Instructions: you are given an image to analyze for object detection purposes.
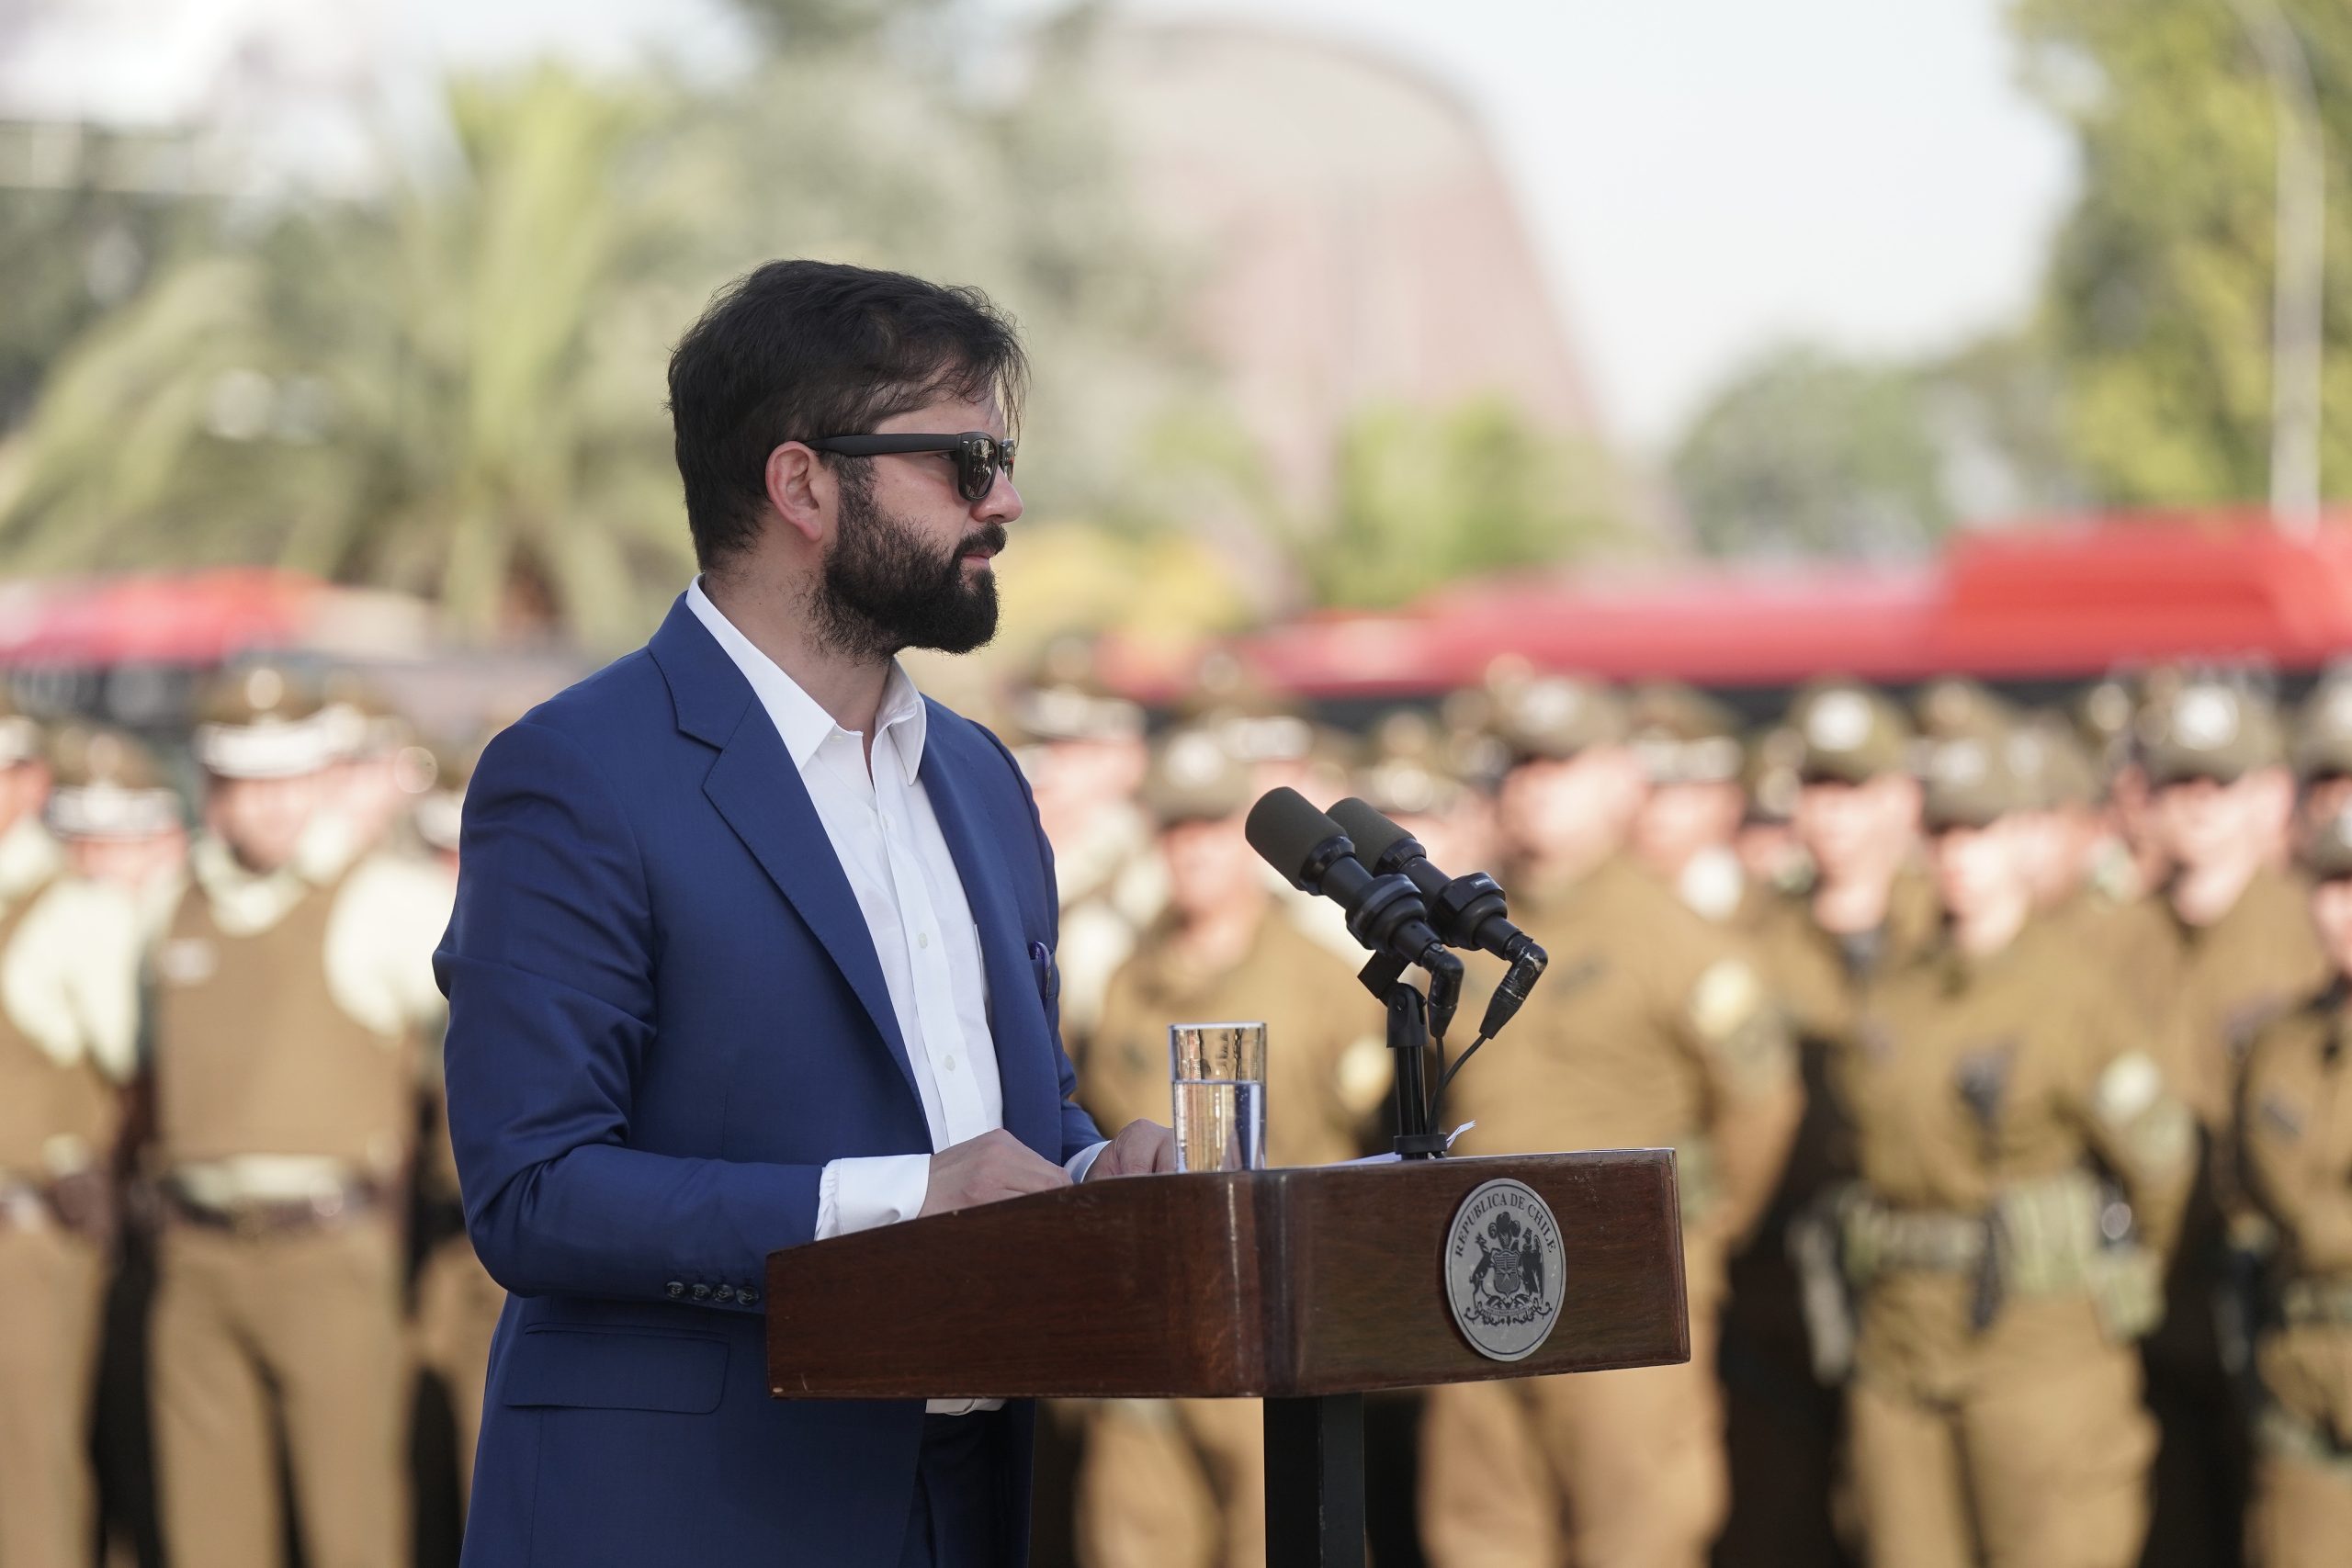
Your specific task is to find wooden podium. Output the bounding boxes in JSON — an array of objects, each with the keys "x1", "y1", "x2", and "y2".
[{"x1": 767, "y1": 1150, "x2": 1688, "y2": 1565}]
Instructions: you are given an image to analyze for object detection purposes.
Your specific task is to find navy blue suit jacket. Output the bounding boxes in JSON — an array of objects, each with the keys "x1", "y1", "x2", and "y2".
[{"x1": 435, "y1": 595, "x2": 1102, "y2": 1566}]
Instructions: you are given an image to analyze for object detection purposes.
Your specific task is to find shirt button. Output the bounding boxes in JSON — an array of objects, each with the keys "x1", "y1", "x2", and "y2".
[
  {"x1": 713, "y1": 1284, "x2": 735, "y2": 1304},
  {"x1": 944, "y1": 1054, "x2": 958, "y2": 1074},
  {"x1": 665, "y1": 1280, "x2": 685, "y2": 1299},
  {"x1": 918, "y1": 931, "x2": 931, "y2": 949},
  {"x1": 691, "y1": 1283, "x2": 711, "y2": 1301},
  {"x1": 739, "y1": 1288, "x2": 759, "y2": 1307}
]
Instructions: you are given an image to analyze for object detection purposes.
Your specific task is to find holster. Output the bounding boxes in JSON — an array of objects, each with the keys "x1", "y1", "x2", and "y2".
[{"x1": 1790, "y1": 1186, "x2": 1860, "y2": 1385}]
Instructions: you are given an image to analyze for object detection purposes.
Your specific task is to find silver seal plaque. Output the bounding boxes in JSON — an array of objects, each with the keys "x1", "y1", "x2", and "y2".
[{"x1": 1443, "y1": 1178, "x2": 1566, "y2": 1361}]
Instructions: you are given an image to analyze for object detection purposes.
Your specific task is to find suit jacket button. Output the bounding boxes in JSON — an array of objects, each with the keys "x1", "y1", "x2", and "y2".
[
  {"x1": 691, "y1": 1283, "x2": 711, "y2": 1300},
  {"x1": 738, "y1": 1288, "x2": 759, "y2": 1306},
  {"x1": 712, "y1": 1285, "x2": 735, "y2": 1303},
  {"x1": 666, "y1": 1281, "x2": 685, "y2": 1298}
]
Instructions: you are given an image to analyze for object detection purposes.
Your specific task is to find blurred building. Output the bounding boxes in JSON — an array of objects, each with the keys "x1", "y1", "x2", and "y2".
[{"x1": 1093, "y1": 18, "x2": 1615, "y2": 513}]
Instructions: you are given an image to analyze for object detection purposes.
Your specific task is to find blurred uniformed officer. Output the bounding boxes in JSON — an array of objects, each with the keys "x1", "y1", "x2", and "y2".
[
  {"x1": 0, "y1": 706, "x2": 146, "y2": 1568},
  {"x1": 1839, "y1": 730, "x2": 2195, "y2": 1568},
  {"x1": 49, "y1": 722, "x2": 191, "y2": 941},
  {"x1": 2122, "y1": 677, "x2": 2329, "y2": 1568},
  {"x1": 1721, "y1": 680, "x2": 1934, "y2": 1568},
  {"x1": 145, "y1": 665, "x2": 450, "y2": 1568},
  {"x1": 1354, "y1": 708, "x2": 1495, "y2": 877},
  {"x1": 1073, "y1": 725, "x2": 1385, "y2": 1568},
  {"x1": 2291, "y1": 670, "x2": 2352, "y2": 852},
  {"x1": 406, "y1": 742, "x2": 502, "y2": 1507},
  {"x1": 1734, "y1": 724, "x2": 1813, "y2": 906},
  {"x1": 1011, "y1": 637, "x2": 1159, "y2": 1052},
  {"x1": 1419, "y1": 674, "x2": 1800, "y2": 1568},
  {"x1": 309, "y1": 672, "x2": 425, "y2": 875},
  {"x1": 2238, "y1": 801, "x2": 2352, "y2": 1568},
  {"x1": 1627, "y1": 681, "x2": 1756, "y2": 925}
]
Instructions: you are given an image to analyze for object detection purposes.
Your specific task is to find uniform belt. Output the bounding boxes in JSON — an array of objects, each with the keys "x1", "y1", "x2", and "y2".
[
  {"x1": 164, "y1": 1178, "x2": 386, "y2": 1237},
  {"x1": 2279, "y1": 1278, "x2": 2352, "y2": 1328},
  {"x1": 1849, "y1": 1205, "x2": 1986, "y2": 1274}
]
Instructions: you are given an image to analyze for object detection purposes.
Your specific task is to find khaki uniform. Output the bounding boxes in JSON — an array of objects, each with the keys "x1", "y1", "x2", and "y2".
[
  {"x1": 0, "y1": 813, "x2": 140, "y2": 1568},
  {"x1": 1718, "y1": 870, "x2": 1939, "y2": 1568},
  {"x1": 2115, "y1": 868, "x2": 2328, "y2": 1568},
  {"x1": 148, "y1": 836, "x2": 447, "y2": 1568},
  {"x1": 1072, "y1": 907, "x2": 1384, "y2": 1568},
  {"x1": 1419, "y1": 854, "x2": 1799, "y2": 1568},
  {"x1": 1840, "y1": 922, "x2": 2195, "y2": 1568},
  {"x1": 2239, "y1": 985, "x2": 2352, "y2": 1568}
]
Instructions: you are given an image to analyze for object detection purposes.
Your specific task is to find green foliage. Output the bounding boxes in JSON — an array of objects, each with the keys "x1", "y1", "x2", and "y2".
[
  {"x1": 2011, "y1": 0, "x2": 2352, "y2": 504},
  {"x1": 0, "y1": 68, "x2": 704, "y2": 648},
  {"x1": 1670, "y1": 345, "x2": 1953, "y2": 558},
  {"x1": 1310, "y1": 397, "x2": 1626, "y2": 607}
]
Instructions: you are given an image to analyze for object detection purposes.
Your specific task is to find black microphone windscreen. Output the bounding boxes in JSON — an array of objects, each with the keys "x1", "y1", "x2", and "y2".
[
  {"x1": 1245, "y1": 787, "x2": 1344, "y2": 881},
  {"x1": 1328, "y1": 798, "x2": 1412, "y2": 867}
]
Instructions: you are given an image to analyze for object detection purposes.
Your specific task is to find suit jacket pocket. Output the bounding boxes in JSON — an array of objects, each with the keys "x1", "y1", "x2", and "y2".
[{"x1": 503, "y1": 1325, "x2": 729, "y2": 1415}]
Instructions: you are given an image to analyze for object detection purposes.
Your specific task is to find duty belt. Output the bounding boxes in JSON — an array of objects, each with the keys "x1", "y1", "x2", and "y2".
[
  {"x1": 1842, "y1": 1169, "x2": 2116, "y2": 1292},
  {"x1": 164, "y1": 1178, "x2": 387, "y2": 1238},
  {"x1": 2279, "y1": 1278, "x2": 2352, "y2": 1328}
]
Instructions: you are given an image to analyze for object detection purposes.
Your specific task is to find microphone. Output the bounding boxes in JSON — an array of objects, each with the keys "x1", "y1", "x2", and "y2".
[
  {"x1": 1243, "y1": 789, "x2": 1462, "y2": 987},
  {"x1": 1327, "y1": 796, "x2": 1549, "y2": 1041}
]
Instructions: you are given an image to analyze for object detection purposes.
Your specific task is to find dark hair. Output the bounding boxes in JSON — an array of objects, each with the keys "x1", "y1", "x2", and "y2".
[{"x1": 666, "y1": 260, "x2": 1028, "y2": 570}]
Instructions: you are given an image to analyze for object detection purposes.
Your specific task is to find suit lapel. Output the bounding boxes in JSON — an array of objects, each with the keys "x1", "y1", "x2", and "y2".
[
  {"x1": 920, "y1": 716, "x2": 1058, "y2": 1159},
  {"x1": 650, "y1": 599, "x2": 921, "y2": 1108}
]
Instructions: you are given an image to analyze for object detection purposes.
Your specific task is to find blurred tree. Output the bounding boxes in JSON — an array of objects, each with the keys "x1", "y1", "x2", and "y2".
[
  {"x1": 1308, "y1": 396, "x2": 1627, "y2": 607},
  {"x1": 1671, "y1": 344, "x2": 1952, "y2": 558},
  {"x1": 0, "y1": 122, "x2": 202, "y2": 431},
  {"x1": 2011, "y1": 0, "x2": 2352, "y2": 505},
  {"x1": 0, "y1": 68, "x2": 703, "y2": 647}
]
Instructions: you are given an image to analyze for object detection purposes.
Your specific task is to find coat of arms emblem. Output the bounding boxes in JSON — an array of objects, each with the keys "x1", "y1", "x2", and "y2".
[{"x1": 1443, "y1": 1179, "x2": 1566, "y2": 1361}]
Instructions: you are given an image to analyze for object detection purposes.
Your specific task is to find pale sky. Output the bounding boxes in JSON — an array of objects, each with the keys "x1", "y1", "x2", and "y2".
[
  {"x1": 403, "y1": 0, "x2": 2081, "y2": 450},
  {"x1": 14, "y1": 0, "x2": 2081, "y2": 452}
]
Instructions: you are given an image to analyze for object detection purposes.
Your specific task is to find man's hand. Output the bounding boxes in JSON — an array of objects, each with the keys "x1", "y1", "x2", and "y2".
[
  {"x1": 919, "y1": 1129, "x2": 1071, "y2": 1218},
  {"x1": 1084, "y1": 1119, "x2": 1178, "y2": 1180}
]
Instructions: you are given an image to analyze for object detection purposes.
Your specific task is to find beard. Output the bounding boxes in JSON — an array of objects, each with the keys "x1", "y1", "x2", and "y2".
[{"x1": 809, "y1": 469, "x2": 1003, "y2": 660}]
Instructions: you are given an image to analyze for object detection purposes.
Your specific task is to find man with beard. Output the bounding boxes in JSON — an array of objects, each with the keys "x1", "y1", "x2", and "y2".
[{"x1": 438, "y1": 261, "x2": 1175, "y2": 1568}]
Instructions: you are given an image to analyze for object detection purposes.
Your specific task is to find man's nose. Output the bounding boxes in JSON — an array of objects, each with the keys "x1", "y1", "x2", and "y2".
[{"x1": 976, "y1": 468, "x2": 1022, "y2": 525}]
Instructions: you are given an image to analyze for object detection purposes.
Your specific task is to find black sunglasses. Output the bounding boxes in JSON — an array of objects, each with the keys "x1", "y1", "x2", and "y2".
[{"x1": 802, "y1": 431, "x2": 1015, "y2": 503}]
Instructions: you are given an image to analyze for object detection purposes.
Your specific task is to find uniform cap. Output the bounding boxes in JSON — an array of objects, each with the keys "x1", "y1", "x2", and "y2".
[
  {"x1": 2295, "y1": 673, "x2": 2352, "y2": 782},
  {"x1": 191, "y1": 663, "x2": 335, "y2": 779},
  {"x1": 1490, "y1": 673, "x2": 1627, "y2": 763},
  {"x1": 1788, "y1": 680, "x2": 1913, "y2": 784},
  {"x1": 2007, "y1": 712, "x2": 2100, "y2": 809},
  {"x1": 1918, "y1": 730, "x2": 2035, "y2": 830},
  {"x1": 1009, "y1": 635, "x2": 1144, "y2": 744},
  {"x1": 317, "y1": 671, "x2": 416, "y2": 761},
  {"x1": 1627, "y1": 682, "x2": 1744, "y2": 784},
  {"x1": 2139, "y1": 681, "x2": 2283, "y2": 787},
  {"x1": 1353, "y1": 709, "x2": 1466, "y2": 818},
  {"x1": 1140, "y1": 726, "x2": 1257, "y2": 825},
  {"x1": 45, "y1": 726, "x2": 181, "y2": 840},
  {"x1": 2303, "y1": 799, "x2": 2352, "y2": 879},
  {"x1": 1914, "y1": 676, "x2": 2018, "y2": 742}
]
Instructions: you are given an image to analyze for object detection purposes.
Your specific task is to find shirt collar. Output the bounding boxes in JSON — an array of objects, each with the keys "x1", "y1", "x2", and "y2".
[{"x1": 686, "y1": 577, "x2": 928, "y2": 784}]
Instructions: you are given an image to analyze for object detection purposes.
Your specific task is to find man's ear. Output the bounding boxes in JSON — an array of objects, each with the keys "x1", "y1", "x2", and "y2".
[{"x1": 764, "y1": 442, "x2": 829, "y2": 547}]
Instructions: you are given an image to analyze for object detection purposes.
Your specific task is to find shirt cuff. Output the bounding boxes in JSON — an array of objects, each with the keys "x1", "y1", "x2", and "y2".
[
  {"x1": 814, "y1": 1154, "x2": 933, "y2": 1240},
  {"x1": 1066, "y1": 1140, "x2": 1112, "y2": 1184}
]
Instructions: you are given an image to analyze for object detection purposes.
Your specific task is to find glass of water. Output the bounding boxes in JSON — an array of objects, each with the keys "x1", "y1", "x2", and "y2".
[{"x1": 1169, "y1": 1021, "x2": 1267, "y2": 1173}]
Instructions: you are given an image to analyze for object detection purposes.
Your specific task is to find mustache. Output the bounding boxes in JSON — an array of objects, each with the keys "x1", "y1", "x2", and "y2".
[{"x1": 955, "y1": 523, "x2": 1008, "y2": 561}]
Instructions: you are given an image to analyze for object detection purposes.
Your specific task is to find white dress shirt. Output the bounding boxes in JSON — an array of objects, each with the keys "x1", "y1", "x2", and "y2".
[{"x1": 688, "y1": 583, "x2": 1102, "y2": 1409}]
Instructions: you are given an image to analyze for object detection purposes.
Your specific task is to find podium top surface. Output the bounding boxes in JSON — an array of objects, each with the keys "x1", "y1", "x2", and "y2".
[{"x1": 765, "y1": 1149, "x2": 1688, "y2": 1402}]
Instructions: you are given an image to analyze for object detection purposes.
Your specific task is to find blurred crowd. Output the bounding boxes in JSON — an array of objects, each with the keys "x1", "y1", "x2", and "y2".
[{"x1": 7, "y1": 642, "x2": 2352, "y2": 1568}]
